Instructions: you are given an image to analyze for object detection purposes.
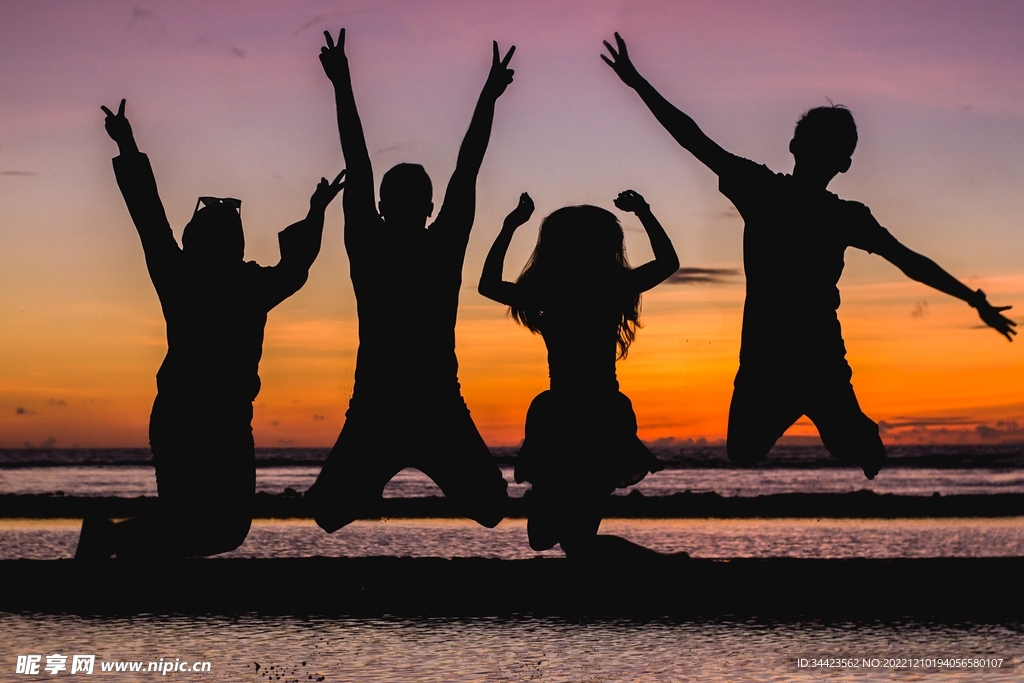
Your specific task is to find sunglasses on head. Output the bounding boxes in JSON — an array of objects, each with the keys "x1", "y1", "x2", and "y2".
[{"x1": 193, "y1": 196, "x2": 242, "y2": 219}]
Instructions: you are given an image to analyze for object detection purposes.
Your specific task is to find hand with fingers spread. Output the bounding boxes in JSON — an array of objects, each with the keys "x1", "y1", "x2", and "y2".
[
  {"x1": 100, "y1": 99, "x2": 138, "y2": 154},
  {"x1": 613, "y1": 189, "x2": 650, "y2": 215},
  {"x1": 601, "y1": 32, "x2": 643, "y2": 89},
  {"x1": 973, "y1": 290, "x2": 1017, "y2": 341},
  {"x1": 319, "y1": 28, "x2": 349, "y2": 83},
  {"x1": 482, "y1": 41, "x2": 516, "y2": 99},
  {"x1": 503, "y1": 192, "x2": 534, "y2": 230},
  {"x1": 310, "y1": 170, "x2": 347, "y2": 212}
]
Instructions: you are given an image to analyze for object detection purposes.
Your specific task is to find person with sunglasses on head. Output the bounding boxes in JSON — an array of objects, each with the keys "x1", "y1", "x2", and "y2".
[
  {"x1": 75, "y1": 99, "x2": 345, "y2": 559},
  {"x1": 305, "y1": 30, "x2": 514, "y2": 533}
]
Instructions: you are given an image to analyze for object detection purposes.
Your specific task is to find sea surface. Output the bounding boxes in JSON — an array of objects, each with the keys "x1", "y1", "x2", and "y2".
[
  {"x1": 3, "y1": 443, "x2": 1024, "y2": 498},
  {"x1": 4, "y1": 446, "x2": 1023, "y2": 681},
  {"x1": 1, "y1": 612, "x2": 1019, "y2": 682},
  {"x1": 3, "y1": 445, "x2": 1024, "y2": 562},
  {"x1": 4, "y1": 517, "x2": 1024, "y2": 561}
]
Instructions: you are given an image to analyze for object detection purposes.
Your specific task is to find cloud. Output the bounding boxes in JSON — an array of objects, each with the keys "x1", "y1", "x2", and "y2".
[
  {"x1": 0, "y1": 170, "x2": 38, "y2": 176},
  {"x1": 666, "y1": 267, "x2": 741, "y2": 285},
  {"x1": 376, "y1": 141, "x2": 421, "y2": 154},
  {"x1": 293, "y1": 15, "x2": 327, "y2": 36},
  {"x1": 878, "y1": 416, "x2": 974, "y2": 432},
  {"x1": 976, "y1": 421, "x2": 1024, "y2": 440}
]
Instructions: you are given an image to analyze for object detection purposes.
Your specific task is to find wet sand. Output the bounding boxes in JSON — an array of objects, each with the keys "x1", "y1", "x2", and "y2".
[{"x1": 3, "y1": 555, "x2": 1022, "y2": 619}]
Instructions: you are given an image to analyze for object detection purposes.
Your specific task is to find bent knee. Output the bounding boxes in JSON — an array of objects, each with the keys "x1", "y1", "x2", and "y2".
[{"x1": 199, "y1": 515, "x2": 252, "y2": 555}]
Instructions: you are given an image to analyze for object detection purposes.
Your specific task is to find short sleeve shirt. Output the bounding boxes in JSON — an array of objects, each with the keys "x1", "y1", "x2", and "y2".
[{"x1": 718, "y1": 155, "x2": 899, "y2": 366}]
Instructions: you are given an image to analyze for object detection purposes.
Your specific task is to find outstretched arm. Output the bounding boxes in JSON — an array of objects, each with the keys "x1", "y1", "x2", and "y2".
[
  {"x1": 478, "y1": 192, "x2": 534, "y2": 306},
  {"x1": 434, "y1": 41, "x2": 516, "y2": 238},
  {"x1": 602, "y1": 33, "x2": 732, "y2": 176},
  {"x1": 878, "y1": 241, "x2": 1016, "y2": 341},
  {"x1": 614, "y1": 190, "x2": 680, "y2": 293},
  {"x1": 320, "y1": 29, "x2": 376, "y2": 225},
  {"x1": 265, "y1": 171, "x2": 345, "y2": 309},
  {"x1": 103, "y1": 99, "x2": 181, "y2": 293}
]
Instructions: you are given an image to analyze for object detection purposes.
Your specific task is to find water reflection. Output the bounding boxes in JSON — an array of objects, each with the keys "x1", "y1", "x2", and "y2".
[
  {"x1": 0, "y1": 612, "x2": 1019, "y2": 682},
  {"x1": 4, "y1": 517, "x2": 1024, "y2": 561}
]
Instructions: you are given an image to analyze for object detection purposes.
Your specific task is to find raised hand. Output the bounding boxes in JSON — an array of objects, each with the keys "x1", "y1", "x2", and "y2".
[
  {"x1": 310, "y1": 170, "x2": 346, "y2": 211},
  {"x1": 100, "y1": 99, "x2": 137, "y2": 152},
  {"x1": 601, "y1": 32, "x2": 643, "y2": 88},
  {"x1": 974, "y1": 291, "x2": 1017, "y2": 341},
  {"x1": 503, "y1": 192, "x2": 534, "y2": 229},
  {"x1": 483, "y1": 41, "x2": 516, "y2": 99},
  {"x1": 319, "y1": 29, "x2": 348, "y2": 82},
  {"x1": 613, "y1": 189, "x2": 649, "y2": 214}
]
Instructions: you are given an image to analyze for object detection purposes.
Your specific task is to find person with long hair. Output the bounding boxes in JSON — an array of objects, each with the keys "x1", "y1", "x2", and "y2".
[{"x1": 479, "y1": 190, "x2": 679, "y2": 558}]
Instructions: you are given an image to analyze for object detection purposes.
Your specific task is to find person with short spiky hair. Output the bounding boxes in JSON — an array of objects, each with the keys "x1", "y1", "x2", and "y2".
[
  {"x1": 602, "y1": 33, "x2": 1015, "y2": 479},
  {"x1": 306, "y1": 30, "x2": 514, "y2": 532}
]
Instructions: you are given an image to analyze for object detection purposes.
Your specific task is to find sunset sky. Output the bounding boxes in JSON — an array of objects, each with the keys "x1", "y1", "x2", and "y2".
[{"x1": 2, "y1": 0, "x2": 1023, "y2": 448}]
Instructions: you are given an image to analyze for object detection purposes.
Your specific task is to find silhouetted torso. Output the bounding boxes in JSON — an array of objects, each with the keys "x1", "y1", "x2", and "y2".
[
  {"x1": 515, "y1": 286, "x2": 659, "y2": 492},
  {"x1": 346, "y1": 213, "x2": 469, "y2": 401},
  {"x1": 113, "y1": 153, "x2": 316, "y2": 408},
  {"x1": 534, "y1": 292, "x2": 622, "y2": 394},
  {"x1": 720, "y1": 155, "x2": 899, "y2": 367}
]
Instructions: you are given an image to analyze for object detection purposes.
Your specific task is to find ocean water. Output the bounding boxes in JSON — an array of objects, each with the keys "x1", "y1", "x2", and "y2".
[
  {"x1": 4, "y1": 447, "x2": 1023, "y2": 682},
  {"x1": 3, "y1": 444, "x2": 1023, "y2": 498},
  {"x1": 5, "y1": 465, "x2": 1024, "y2": 498},
  {"x1": 5, "y1": 517, "x2": 1024, "y2": 561},
  {"x1": 0, "y1": 612, "x2": 1019, "y2": 682}
]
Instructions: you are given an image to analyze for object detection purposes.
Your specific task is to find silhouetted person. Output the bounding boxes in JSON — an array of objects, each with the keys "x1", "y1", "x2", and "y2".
[
  {"x1": 479, "y1": 191, "x2": 679, "y2": 558},
  {"x1": 602, "y1": 33, "x2": 1016, "y2": 479},
  {"x1": 75, "y1": 99, "x2": 344, "y2": 559},
  {"x1": 305, "y1": 30, "x2": 513, "y2": 531}
]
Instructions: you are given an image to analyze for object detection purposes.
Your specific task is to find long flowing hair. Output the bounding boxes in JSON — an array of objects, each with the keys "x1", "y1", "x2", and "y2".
[{"x1": 511, "y1": 205, "x2": 640, "y2": 359}]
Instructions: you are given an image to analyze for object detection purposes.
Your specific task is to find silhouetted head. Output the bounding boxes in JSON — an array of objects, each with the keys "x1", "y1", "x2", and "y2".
[
  {"x1": 789, "y1": 105, "x2": 858, "y2": 178},
  {"x1": 182, "y1": 199, "x2": 244, "y2": 266},
  {"x1": 513, "y1": 205, "x2": 639, "y2": 358},
  {"x1": 524, "y1": 205, "x2": 627, "y2": 276},
  {"x1": 379, "y1": 163, "x2": 434, "y2": 228}
]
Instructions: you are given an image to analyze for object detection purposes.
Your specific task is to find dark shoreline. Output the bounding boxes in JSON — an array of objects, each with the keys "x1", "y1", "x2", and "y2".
[
  {"x1": 3, "y1": 490, "x2": 1023, "y2": 519},
  {"x1": 2, "y1": 556, "x2": 1022, "y2": 619}
]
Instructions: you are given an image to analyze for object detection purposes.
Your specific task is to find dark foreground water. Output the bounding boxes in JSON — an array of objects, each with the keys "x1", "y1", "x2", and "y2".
[{"x1": 1, "y1": 612, "x2": 1019, "y2": 682}]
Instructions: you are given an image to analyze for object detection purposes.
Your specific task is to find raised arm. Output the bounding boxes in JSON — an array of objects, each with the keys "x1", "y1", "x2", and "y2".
[
  {"x1": 602, "y1": 33, "x2": 732, "y2": 176},
  {"x1": 264, "y1": 171, "x2": 345, "y2": 309},
  {"x1": 103, "y1": 99, "x2": 181, "y2": 293},
  {"x1": 320, "y1": 29, "x2": 376, "y2": 224},
  {"x1": 876, "y1": 240, "x2": 1016, "y2": 341},
  {"x1": 613, "y1": 190, "x2": 679, "y2": 293},
  {"x1": 434, "y1": 42, "x2": 516, "y2": 237},
  {"x1": 478, "y1": 192, "x2": 534, "y2": 306}
]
